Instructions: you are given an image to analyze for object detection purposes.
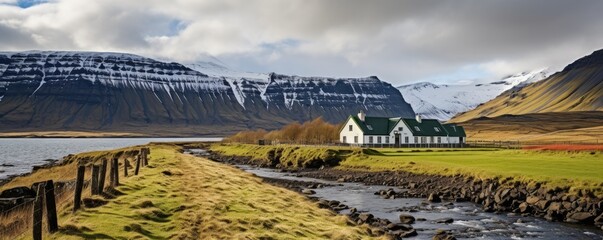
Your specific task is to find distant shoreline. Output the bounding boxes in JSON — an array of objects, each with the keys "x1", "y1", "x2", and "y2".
[{"x1": 0, "y1": 131, "x2": 225, "y2": 138}]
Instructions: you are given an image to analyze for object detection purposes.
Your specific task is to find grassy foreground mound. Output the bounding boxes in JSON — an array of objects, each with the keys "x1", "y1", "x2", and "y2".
[
  {"x1": 212, "y1": 144, "x2": 603, "y2": 196},
  {"x1": 42, "y1": 144, "x2": 377, "y2": 239}
]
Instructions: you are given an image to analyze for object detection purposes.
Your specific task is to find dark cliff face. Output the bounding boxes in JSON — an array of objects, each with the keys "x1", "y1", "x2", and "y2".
[
  {"x1": 562, "y1": 49, "x2": 603, "y2": 72},
  {"x1": 0, "y1": 51, "x2": 414, "y2": 135}
]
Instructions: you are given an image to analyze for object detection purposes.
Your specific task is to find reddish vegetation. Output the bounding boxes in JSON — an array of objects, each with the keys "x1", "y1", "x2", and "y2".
[{"x1": 523, "y1": 144, "x2": 603, "y2": 151}]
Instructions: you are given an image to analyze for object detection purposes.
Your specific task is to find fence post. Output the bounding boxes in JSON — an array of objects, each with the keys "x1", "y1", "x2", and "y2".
[
  {"x1": 73, "y1": 165, "x2": 85, "y2": 212},
  {"x1": 33, "y1": 182, "x2": 44, "y2": 240},
  {"x1": 45, "y1": 180, "x2": 58, "y2": 233},
  {"x1": 113, "y1": 158, "x2": 119, "y2": 186},
  {"x1": 135, "y1": 155, "x2": 141, "y2": 175},
  {"x1": 98, "y1": 159, "x2": 107, "y2": 194},
  {"x1": 124, "y1": 159, "x2": 129, "y2": 177},
  {"x1": 143, "y1": 148, "x2": 149, "y2": 166},
  {"x1": 91, "y1": 165, "x2": 99, "y2": 195},
  {"x1": 109, "y1": 159, "x2": 115, "y2": 187}
]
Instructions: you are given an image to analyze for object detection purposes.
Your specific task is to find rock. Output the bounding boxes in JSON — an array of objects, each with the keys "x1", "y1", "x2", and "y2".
[
  {"x1": 548, "y1": 201, "x2": 562, "y2": 212},
  {"x1": 566, "y1": 212, "x2": 595, "y2": 223},
  {"x1": 535, "y1": 199, "x2": 550, "y2": 210},
  {"x1": 594, "y1": 213, "x2": 603, "y2": 226},
  {"x1": 401, "y1": 229, "x2": 418, "y2": 237},
  {"x1": 516, "y1": 219, "x2": 524, "y2": 223},
  {"x1": 328, "y1": 200, "x2": 340, "y2": 207},
  {"x1": 358, "y1": 213, "x2": 374, "y2": 223},
  {"x1": 433, "y1": 230, "x2": 457, "y2": 240},
  {"x1": 0, "y1": 163, "x2": 15, "y2": 167},
  {"x1": 526, "y1": 196, "x2": 540, "y2": 205},
  {"x1": 337, "y1": 178, "x2": 345, "y2": 182},
  {"x1": 317, "y1": 199, "x2": 330, "y2": 208},
  {"x1": 399, "y1": 214, "x2": 415, "y2": 224},
  {"x1": 428, "y1": 193, "x2": 441, "y2": 203},
  {"x1": 518, "y1": 202, "x2": 530, "y2": 213},
  {"x1": 391, "y1": 229, "x2": 418, "y2": 238},
  {"x1": 386, "y1": 223, "x2": 413, "y2": 231},
  {"x1": 0, "y1": 186, "x2": 36, "y2": 199},
  {"x1": 301, "y1": 189, "x2": 316, "y2": 195},
  {"x1": 435, "y1": 218, "x2": 453, "y2": 224},
  {"x1": 416, "y1": 218, "x2": 427, "y2": 221}
]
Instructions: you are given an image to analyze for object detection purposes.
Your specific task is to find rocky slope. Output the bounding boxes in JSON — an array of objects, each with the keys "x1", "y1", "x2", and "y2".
[
  {"x1": 398, "y1": 69, "x2": 550, "y2": 120},
  {"x1": 0, "y1": 51, "x2": 414, "y2": 135},
  {"x1": 451, "y1": 50, "x2": 603, "y2": 122}
]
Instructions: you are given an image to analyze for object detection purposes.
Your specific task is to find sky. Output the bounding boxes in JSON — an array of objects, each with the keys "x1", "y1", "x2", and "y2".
[{"x1": 1, "y1": 0, "x2": 602, "y2": 86}]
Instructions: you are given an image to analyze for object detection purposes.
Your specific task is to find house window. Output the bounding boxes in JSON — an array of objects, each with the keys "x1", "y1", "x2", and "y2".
[
  {"x1": 385, "y1": 137, "x2": 390, "y2": 144},
  {"x1": 367, "y1": 125, "x2": 373, "y2": 130},
  {"x1": 405, "y1": 136, "x2": 409, "y2": 143},
  {"x1": 430, "y1": 136, "x2": 434, "y2": 143},
  {"x1": 354, "y1": 136, "x2": 358, "y2": 143},
  {"x1": 437, "y1": 137, "x2": 441, "y2": 143},
  {"x1": 414, "y1": 136, "x2": 418, "y2": 143},
  {"x1": 343, "y1": 136, "x2": 347, "y2": 143},
  {"x1": 434, "y1": 127, "x2": 440, "y2": 132},
  {"x1": 377, "y1": 137, "x2": 382, "y2": 144},
  {"x1": 398, "y1": 127, "x2": 403, "y2": 131},
  {"x1": 414, "y1": 126, "x2": 421, "y2": 131},
  {"x1": 349, "y1": 125, "x2": 353, "y2": 131},
  {"x1": 369, "y1": 136, "x2": 374, "y2": 144},
  {"x1": 422, "y1": 137, "x2": 427, "y2": 143}
]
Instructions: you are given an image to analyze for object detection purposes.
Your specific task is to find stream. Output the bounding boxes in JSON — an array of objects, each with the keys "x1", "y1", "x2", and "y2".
[{"x1": 236, "y1": 165, "x2": 603, "y2": 239}]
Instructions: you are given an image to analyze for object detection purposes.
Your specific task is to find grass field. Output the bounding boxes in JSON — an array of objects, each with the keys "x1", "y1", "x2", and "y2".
[
  {"x1": 455, "y1": 111, "x2": 603, "y2": 142},
  {"x1": 212, "y1": 144, "x2": 603, "y2": 197},
  {"x1": 16, "y1": 144, "x2": 377, "y2": 239}
]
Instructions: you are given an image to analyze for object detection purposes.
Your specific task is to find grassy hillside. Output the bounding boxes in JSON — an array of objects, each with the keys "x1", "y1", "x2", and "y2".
[
  {"x1": 450, "y1": 51, "x2": 603, "y2": 123},
  {"x1": 1, "y1": 144, "x2": 378, "y2": 239},
  {"x1": 212, "y1": 144, "x2": 603, "y2": 196},
  {"x1": 455, "y1": 111, "x2": 603, "y2": 142}
]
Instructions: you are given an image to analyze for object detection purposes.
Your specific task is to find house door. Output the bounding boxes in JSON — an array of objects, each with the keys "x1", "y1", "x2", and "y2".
[{"x1": 394, "y1": 134, "x2": 400, "y2": 147}]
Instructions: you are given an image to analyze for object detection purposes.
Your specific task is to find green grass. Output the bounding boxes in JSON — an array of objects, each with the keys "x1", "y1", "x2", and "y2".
[
  {"x1": 343, "y1": 148, "x2": 603, "y2": 192},
  {"x1": 214, "y1": 144, "x2": 603, "y2": 196}
]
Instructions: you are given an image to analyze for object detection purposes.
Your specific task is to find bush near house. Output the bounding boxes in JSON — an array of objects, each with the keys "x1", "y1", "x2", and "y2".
[{"x1": 225, "y1": 117, "x2": 341, "y2": 144}]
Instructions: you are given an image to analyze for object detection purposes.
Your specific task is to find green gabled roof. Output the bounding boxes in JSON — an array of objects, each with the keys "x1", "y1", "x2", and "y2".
[
  {"x1": 442, "y1": 124, "x2": 466, "y2": 137},
  {"x1": 402, "y1": 118, "x2": 448, "y2": 136},
  {"x1": 348, "y1": 115, "x2": 401, "y2": 135}
]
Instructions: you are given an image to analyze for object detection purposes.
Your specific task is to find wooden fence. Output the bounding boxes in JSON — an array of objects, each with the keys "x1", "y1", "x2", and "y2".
[{"x1": 0, "y1": 147, "x2": 150, "y2": 240}]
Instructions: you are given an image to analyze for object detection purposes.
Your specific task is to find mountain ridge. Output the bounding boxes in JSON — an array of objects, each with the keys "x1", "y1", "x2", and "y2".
[{"x1": 0, "y1": 50, "x2": 414, "y2": 136}]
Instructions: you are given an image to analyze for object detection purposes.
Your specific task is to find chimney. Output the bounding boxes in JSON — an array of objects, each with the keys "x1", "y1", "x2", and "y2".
[
  {"x1": 358, "y1": 110, "x2": 366, "y2": 122},
  {"x1": 415, "y1": 114, "x2": 422, "y2": 123}
]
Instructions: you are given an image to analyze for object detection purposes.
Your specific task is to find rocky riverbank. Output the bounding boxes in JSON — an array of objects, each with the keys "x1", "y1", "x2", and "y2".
[{"x1": 207, "y1": 149, "x2": 603, "y2": 232}]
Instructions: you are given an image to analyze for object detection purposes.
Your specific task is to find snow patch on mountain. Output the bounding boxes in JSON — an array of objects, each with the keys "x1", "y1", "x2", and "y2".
[{"x1": 398, "y1": 68, "x2": 551, "y2": 120}]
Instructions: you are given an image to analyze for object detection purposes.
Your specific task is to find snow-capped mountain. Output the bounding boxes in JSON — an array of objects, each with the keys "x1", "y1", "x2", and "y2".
[
  {"x1": 397, "y1": 69, "x2": 550, "y2": 120},
  {"x1": 0, "y1": 51, "x2": 414, "y2": 135}
]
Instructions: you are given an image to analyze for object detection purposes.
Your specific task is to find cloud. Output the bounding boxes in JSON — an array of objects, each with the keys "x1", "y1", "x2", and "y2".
[{"x1": 1, "y1": 0, "x2": 603, "y2": 85}]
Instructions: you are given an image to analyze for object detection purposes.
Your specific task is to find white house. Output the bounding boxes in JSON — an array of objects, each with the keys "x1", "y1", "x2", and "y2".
[{"x1": 339, "y1": 111, "x2": 466, "y2": 147}]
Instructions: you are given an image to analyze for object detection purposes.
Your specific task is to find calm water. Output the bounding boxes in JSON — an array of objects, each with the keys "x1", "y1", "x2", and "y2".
[
  {"x1": 0, "y1": 138, "x2": 220, "y2": 180},
  {"x1": 233, "y1": 164, "x2": 603, "y2": 240}
]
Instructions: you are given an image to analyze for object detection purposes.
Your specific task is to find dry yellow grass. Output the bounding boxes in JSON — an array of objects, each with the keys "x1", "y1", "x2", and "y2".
[{"x1": 455, "y1": 111, "x2": 603, "y2": 142}]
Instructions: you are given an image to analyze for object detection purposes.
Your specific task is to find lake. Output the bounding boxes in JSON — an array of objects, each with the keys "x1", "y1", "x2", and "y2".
[{"x1": 0, "y1": 138, "x2": 220, "y2": 180}]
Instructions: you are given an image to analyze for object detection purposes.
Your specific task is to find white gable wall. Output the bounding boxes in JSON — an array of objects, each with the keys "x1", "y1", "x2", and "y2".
[{"x1": 339, "y1": 118, "x2": 365, "y2": 144}]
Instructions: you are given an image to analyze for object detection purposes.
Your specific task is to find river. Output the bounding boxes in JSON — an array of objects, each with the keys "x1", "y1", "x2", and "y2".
[
  {"x1": 0, "y1": 138, "x2": 220, "y2": 180},
  {"x1": 234, "y1": 164, "x2": 603, "y2": 239}
]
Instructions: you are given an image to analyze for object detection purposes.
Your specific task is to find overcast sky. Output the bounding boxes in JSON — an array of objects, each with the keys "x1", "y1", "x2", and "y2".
[{"x1": 1, "y1": 0, "x2": 602, "y2": 85}]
